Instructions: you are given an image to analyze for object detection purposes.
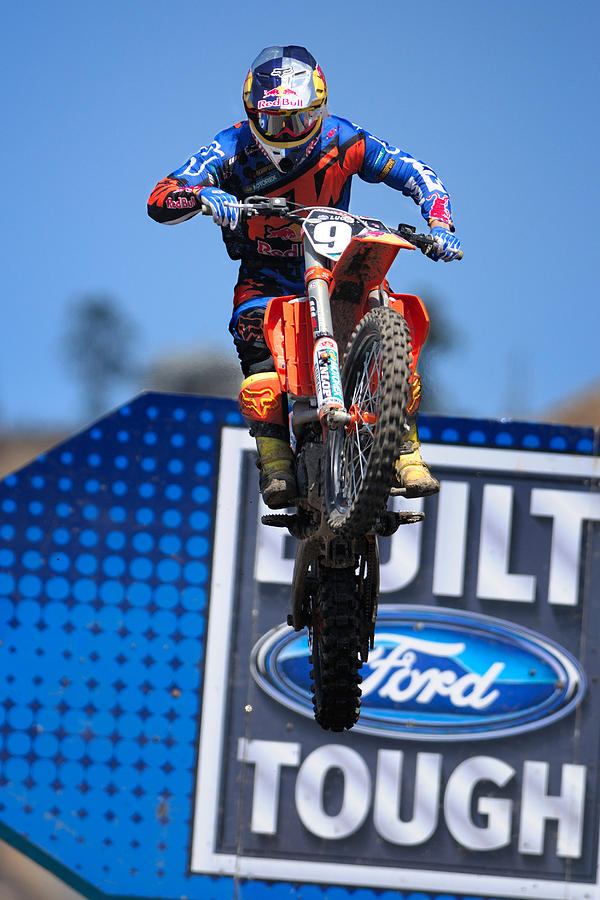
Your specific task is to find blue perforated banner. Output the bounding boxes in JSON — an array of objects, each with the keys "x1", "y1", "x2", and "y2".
[{"x1": 0, "y1": 393, "x2": 598, "y2": 900}]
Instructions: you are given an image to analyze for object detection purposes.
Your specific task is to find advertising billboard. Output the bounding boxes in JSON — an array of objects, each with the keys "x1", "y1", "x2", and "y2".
[
  {"x1": 0, "y1": 394, "x2": 598, "y2": 900},
  {"x1": 192, "y1": 423, "x2": 600, "y2": 900}
]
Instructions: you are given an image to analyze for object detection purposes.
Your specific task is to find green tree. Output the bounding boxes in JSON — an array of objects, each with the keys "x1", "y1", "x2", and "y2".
[
  {"x1": 63, "y1": 294, "x2": 138, "y2": 420},
  {"x1": 143, "y1": 348, "x2": 240, "y2": 398}
]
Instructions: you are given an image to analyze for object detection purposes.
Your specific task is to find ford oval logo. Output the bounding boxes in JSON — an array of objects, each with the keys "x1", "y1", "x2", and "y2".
[{"x1": 250, "y1": 606, "x2": 586, "y2": 740}]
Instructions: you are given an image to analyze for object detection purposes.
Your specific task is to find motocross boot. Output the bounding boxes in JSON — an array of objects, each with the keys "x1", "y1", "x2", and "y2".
[
  {"x1": 255, "y1": 436, "x2": 297, "y2": 509},
  {"x1": 392, "y1": 416, "x2": 440, "y2": 499}
]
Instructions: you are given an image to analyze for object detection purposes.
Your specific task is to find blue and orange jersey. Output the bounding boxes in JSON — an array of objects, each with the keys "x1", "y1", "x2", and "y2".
[{"x1": 147, "y1": 115, "x2": 454, "y2": 269}]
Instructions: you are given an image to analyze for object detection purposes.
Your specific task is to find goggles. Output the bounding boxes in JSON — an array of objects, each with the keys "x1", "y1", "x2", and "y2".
[{"x1": 253, "y1": 107, "x2": 322, "y2": 143}]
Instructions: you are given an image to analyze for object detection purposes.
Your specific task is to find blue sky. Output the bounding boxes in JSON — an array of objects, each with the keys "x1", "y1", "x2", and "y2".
[{"x1": 3, "y1": 0, "x2": 599, "y2": 428}]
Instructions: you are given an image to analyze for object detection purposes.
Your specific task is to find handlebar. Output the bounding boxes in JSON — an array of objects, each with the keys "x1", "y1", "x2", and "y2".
[
  {"x1": 200, "y1": 196, "x2": 463, "y2": 260},
  {"x1": 200, "y1": 195, "x2": 291, "y2": 218},
  {"x1": 396, "y1": 223, "x2": 464, "y2": 261},
  {"x1": 395, "y1": 223, "x2": 435, "y2": 253}
]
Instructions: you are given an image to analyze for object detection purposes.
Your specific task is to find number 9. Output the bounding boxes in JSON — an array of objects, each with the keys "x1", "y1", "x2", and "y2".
[{"x1": 313, "y1": 220, "x2": 352, "y2": 254}]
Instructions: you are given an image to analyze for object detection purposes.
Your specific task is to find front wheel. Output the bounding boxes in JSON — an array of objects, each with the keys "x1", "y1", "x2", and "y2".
[{"x1": 325, "y1": 307, "x2": 412, "y2": 536}]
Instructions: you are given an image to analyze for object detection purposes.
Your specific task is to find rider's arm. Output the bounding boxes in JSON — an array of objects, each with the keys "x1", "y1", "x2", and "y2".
[
  {"x1": 147, "y1": 131, "x2": 233, "y2": 225},
  {"x1": 147, "y1": 174, "x2": 209, "y2": 225},
  {"x1": 356, "y1": 125, "x2": 455, "y2": 232},
  {"x1": 429, "y1": 218, "x2": 450, "y2": 230}
]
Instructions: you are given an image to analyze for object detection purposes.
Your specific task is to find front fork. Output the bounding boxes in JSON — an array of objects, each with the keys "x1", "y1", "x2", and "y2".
[{"x1": 304, "y1": 246, "x2": 350, "y2": 431}]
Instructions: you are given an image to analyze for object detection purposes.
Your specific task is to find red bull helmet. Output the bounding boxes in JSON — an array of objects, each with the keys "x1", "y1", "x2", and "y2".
[{"x1": 243, "y1": 45, "x2": 327, "y2": 173}]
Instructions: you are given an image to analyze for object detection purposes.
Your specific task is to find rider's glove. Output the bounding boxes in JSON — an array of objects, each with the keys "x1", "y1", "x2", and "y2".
[
  {"x1": 428, "y1": 226, "x2": 462, "y2": 262},
  {"x1": 199, "y1": 187, "x2": 240, "y2": 230}
]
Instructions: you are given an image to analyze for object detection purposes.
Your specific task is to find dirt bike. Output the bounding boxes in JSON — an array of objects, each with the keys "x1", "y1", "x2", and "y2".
[{"x1": 203, "y1": 195, "x2": 456, "y2": 731}]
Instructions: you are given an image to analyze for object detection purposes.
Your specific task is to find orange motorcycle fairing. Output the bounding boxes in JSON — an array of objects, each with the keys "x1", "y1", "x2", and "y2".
[
  {"x1": 263, "y1": 295, "x2": 314, "y2": 397},
  {"x1": 388, "y1": 293, "x2": 430, "y2": 372},
  {"x1": 329, "y1": 232, "x2": 414, "y2": 308}
]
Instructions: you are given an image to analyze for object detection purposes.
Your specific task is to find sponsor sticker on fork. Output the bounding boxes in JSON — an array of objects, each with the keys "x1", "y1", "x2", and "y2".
[{"x1": 313, "y1": 337, "x2": 344, "y2": 409}]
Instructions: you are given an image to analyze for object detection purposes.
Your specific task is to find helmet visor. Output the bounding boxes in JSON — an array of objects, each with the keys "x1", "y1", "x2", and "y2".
[{"x1": 253, "y1": 108, "x2": 323, "y2": 143}]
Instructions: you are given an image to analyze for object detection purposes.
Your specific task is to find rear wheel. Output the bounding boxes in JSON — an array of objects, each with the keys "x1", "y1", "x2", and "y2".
[
  {"x1": 309, "y1": 564, "x2": 362, "y2": 732},
  {"x1": 325, "y1": 307, "x2": 412, "y2": 536}
]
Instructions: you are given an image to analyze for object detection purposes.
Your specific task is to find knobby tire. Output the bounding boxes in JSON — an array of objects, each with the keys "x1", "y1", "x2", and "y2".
[
  {"x1": 310, "y1": 564, "x2": 362, "y2": 732},
  {"x1": 325, "y1": 307, "x2": 412, "y2": 536}
]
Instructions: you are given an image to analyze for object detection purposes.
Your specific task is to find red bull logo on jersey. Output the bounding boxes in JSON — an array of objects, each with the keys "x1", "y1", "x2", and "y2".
[
  {"x1": 248, "y1": 217, "x2": 303, "y2": 244},
  {"x1": 266, "y1": 223, "x2": 302, "y2": 242},
  {"x1": 256, "y1": 240, "x2": 303, "y2": 259},
  {"x1": 165, "y1": 195, "x2": 196, "y2": 210},
  {"x1": 253, "y1": 217, "x2": 303, "y2": 256}
]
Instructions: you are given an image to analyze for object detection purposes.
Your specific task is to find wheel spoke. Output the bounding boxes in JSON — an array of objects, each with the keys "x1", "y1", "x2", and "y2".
[
  {"x1": 325, "y1": 307, "x2": 412, "y2": 536},
  {"x1": 340, "y1": 338, "x2": 382, "y2": 500}
]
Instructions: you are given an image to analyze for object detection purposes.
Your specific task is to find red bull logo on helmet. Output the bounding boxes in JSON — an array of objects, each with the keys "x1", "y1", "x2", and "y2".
[
  {"x1": 258, "y1": 96, "x2": 303, "y2": 110},
  {"x1": 258, "y1": 86, "x2": 303, "y2": 110},
  {"x1": 263, "y1": 87, "x2": 299, "y2": 98}
]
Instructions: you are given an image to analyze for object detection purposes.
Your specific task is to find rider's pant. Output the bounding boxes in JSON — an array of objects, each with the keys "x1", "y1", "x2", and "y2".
[
  {"x1": 229, "y1": 264, "x2": 304, "y2": 438},
  {"x1": 229, "y1": 263, "x2": 304, "y2": 373}
]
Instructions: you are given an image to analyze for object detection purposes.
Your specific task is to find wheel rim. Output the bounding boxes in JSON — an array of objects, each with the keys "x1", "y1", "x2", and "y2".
[{"x1": 330, "y1": 334, "x2": 382, "y2": 512}]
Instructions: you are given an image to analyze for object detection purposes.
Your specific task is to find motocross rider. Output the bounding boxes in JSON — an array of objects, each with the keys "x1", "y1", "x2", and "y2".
[{"x1": 148, "y1": 45, "x2": 462, "y2": 509}]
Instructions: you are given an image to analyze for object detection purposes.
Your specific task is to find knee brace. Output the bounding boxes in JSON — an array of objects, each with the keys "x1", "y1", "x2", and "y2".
[{"x1": 239, "y1": 373, "x2": 285, "y2": 428}]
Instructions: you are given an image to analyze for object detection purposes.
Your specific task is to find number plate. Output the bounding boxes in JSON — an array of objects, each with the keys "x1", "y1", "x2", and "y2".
[{"x1": 302, "y1": 210, "x2": 389, "y2": 261}]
